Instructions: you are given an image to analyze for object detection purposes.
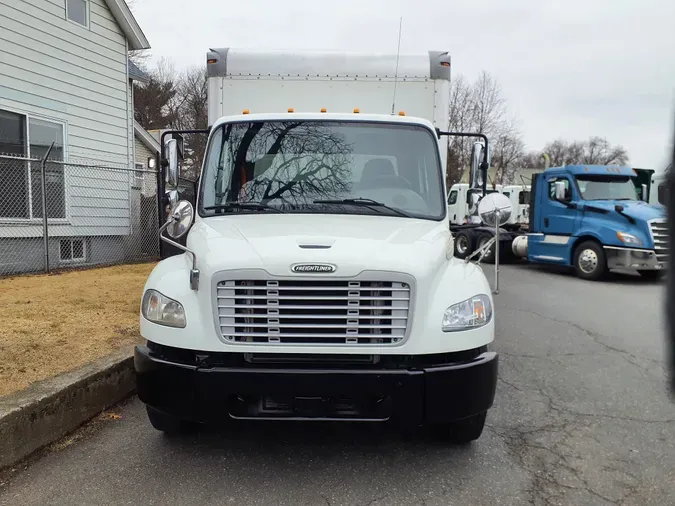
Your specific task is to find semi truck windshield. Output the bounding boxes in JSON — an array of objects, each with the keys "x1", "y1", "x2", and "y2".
[
  {"x1": 199, "y1": 120, "x2": 445, "y2": 220},
  {"x1": 575, "y1": 175, "x2": 638, "y2": 201}
]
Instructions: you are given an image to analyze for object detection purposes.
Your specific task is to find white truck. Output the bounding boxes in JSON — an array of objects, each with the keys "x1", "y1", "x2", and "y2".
[{"x1": 135, "y1": 48, "x2": 509, "y2": 443}]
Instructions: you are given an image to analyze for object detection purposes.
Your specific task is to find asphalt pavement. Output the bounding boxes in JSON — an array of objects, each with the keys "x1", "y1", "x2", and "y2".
[{"x1": 1, "y1": 264, "x2": 673, "y2": 506}]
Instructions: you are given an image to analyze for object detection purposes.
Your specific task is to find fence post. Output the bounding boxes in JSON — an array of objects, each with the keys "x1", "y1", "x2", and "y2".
[{"x1": 41, "y1": 142, "x2": 55, "y2": 274}]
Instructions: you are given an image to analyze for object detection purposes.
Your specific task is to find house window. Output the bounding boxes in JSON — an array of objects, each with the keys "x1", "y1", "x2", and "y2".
[
  {"x1": 66, "y1": 0, "x2": 88, "y2": 27},
  {"x1": 0, "y1": 109, "x2": 66, "y2": 220},
  {"x1": 133, "y1": 162, "x2": 144, "y2": 188},
  {"x1": 59, "y1": 238, "x2": 86, "y2": 263}
]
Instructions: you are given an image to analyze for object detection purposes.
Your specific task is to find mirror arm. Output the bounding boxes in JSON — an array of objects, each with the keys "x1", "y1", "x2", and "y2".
[
  {"x1": 436, "y1": 129, "x2": 490, "y2": 195},
  {"x1": 159, "y1": 220, "x2": 200, "y2": 290}
]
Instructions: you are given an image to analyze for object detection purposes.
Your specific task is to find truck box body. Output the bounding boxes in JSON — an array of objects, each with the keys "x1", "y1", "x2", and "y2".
[{"x1": 206, "y1": 48, "x2": 451, "y2": 169}]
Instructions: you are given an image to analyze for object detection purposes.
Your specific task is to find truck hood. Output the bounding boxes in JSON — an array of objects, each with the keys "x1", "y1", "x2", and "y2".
[
  {"x1": 582, "y1": 200, "x2": 666, "y2": 222},
  {"x1": 186, "y1": 214, "x2": 452, "y2": 278}
]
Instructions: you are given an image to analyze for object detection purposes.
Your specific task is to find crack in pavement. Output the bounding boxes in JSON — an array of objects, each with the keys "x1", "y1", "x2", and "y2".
[
  {"x1": 492, "y1": 361, "x2": 673, "y2": 504},
  {"x1": 497, "y1": 377, "x2": 675, "y2": 425},
  {"x1": 500, "y1": 306, "x2": 664, "y2": 372}
]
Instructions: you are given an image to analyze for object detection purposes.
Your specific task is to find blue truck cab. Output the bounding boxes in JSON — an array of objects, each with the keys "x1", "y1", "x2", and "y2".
[{"x1": 517, "y1": 164, "x2": 668, "y2": 280}]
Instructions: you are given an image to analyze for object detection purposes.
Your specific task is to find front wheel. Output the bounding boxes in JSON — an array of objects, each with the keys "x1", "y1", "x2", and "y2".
[
  {"x1": 453, "y1": 230, "x2": 475, "y2": 259},
  {"x1": 573, "y1": 240, "x2": 608, "y2": 281},
  {"x1": 429, "y1": 412, "x2": 487, "y2": 444}
]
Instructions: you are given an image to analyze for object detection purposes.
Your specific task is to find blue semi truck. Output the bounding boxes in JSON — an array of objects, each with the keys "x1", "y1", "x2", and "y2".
[{"x1": 453, "y1": 163, "x2": 668, "y2": 281}]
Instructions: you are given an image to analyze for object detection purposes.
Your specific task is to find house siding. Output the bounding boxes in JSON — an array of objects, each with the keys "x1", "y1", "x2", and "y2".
[
  {"x1": 0, "y1": 0, "x2": 136, "y2": 240},
  {"x1": 135, "y1": 137, "x2": 156, "y2": 167}
]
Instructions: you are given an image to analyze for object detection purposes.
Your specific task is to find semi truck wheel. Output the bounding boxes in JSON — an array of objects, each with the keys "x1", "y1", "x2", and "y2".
[
  {"x1": 429, "y1": 412, "x2": 487, "y2": 444},
  {"x1": 476, "y1": 234, "x2": 496, "y2": 264},
  {"x1": 146, "y1": 406, "x2": 192, "y2": 434},
  {"x1": 454, "y1": 230, "x2": 474, "y2": 259},
  {"x1": 573, "y1": 240, "x2": 607, "y2": 280}
]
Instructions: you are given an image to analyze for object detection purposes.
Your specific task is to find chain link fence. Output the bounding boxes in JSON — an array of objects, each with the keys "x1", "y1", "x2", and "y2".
[{"x1": 0, "y1": 153, "x2": 160, "y2": 277}]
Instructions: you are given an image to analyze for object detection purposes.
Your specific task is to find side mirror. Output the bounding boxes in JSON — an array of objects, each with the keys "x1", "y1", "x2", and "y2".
[
  {"x1": 554, "y1": 180, "x2": 567, "y2": 201},
  {"x1": 166, "y1": 189, "x2": 179, "y2": 208},
  {"x1": 165, "y1": 139, "x2": 180, "y2": 188},
  {"x1": 641, "y1": 184, "x2": 648, "y2": 202},
  {"x1": 478, "y1": 192, "x2": 513, "y2": 227},
  {"x1": 165, "y1": 200, "x2": 194, "y2": 239},
  {"x1": 470, "y1": 142, "x2": 485, "y2": 189}
]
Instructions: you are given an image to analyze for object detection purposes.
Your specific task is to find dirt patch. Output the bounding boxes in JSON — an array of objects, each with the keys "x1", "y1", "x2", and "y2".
[{"x1": 0, "y1": 263, "x2": 156, "y2": 398}]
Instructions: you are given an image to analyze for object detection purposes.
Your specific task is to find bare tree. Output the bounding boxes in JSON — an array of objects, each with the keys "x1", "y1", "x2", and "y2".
[
  {"x1": 471, "y1": 71, "x2": 507, "y2": 136},
  {"x1": 492, "y1": 119, "x2": 525, "y2": 185},
  {"x1": 539, "y1": 137, "x2": 629, "y2": 166},
  {"x1": 446, "y1": 71, "x2": 518, "y2": 187},
  {"x1": 447, "y1": 75, "x2": 475, "y2": 185}
]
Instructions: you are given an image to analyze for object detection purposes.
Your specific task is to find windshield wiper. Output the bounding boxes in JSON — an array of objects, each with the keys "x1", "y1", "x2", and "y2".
[
  {"x1": 203, "y1": 202, "x2": 286, "y2": 213},
  {"x1": 313, "y1": 198, "x2": 410, "y2": 217}
]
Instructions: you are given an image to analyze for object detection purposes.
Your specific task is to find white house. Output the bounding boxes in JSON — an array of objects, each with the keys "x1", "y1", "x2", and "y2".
[{"x1": 0, "y1": 0, "x2": 155, "y2": 274}]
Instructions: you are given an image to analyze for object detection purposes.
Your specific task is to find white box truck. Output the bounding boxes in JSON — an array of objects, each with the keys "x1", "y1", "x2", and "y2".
[{"x1": 135, "y1": 48, "x2": 508, "y2": 443}]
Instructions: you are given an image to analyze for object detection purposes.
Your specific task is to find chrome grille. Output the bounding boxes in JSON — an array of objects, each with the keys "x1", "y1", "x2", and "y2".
[
  {"x1": 649, "y1": 219, "x2": 668, "y2": 265},
  {"x1": 216, "y1": 279, "x2": 411, "y2": 345}
]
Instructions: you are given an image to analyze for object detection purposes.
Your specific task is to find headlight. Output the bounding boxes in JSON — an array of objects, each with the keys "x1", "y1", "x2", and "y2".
[
  {"x1": 141, "y1": 289, "x2": 186, "y2": 328},
  {"x1": 442, "y1": 294, "x2": 492, "y2": 332},
  {"x1": 616, "y1": 231, "x2": 642, "y2": 247}
]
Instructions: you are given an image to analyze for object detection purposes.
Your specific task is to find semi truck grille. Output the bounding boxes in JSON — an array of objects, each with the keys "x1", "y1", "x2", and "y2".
[
  {"x1": 216, "y1": 279, "x2": 411, "y2": 345},
  {"x1": 649, "y1": 219, "x2": 668, "y2": 265}
]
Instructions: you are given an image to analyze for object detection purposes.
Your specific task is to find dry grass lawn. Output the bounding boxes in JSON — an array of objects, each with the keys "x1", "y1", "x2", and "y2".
[{"x1": 0, "y1": 262, "x2": 156, "y2": 398}]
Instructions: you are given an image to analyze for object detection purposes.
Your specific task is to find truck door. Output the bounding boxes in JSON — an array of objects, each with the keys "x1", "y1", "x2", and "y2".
[{"x1": 541, "y1": 175, "x2": 578, "y2": 236}]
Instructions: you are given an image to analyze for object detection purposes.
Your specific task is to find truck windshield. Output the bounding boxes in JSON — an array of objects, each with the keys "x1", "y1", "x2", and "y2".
[
  {"x1": 575, "y1": 175, "x2": 638, "y2": 201},
  {"x1": 199, "y1": 120, "x2": 445, "y2": 220}
]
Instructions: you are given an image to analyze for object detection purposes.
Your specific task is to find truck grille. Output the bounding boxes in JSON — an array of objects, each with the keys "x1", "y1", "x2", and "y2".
[
  {"x1": 649, "y1": 219, "x2": 668, "y2": 265},
  {"x1": 216, "y1": 279, "x2": 411, "y2": 345}
]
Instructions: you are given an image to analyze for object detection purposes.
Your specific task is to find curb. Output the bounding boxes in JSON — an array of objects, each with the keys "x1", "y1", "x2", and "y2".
[{"x1": 0, "y1": 347, "x2": 136, "y2": 470}]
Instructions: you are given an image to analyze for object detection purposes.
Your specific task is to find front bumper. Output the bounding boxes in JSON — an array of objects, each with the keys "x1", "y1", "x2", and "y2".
[
  {"x1": 135, "y1": 343, "x2": 498, "y2": 426},
  {"x1": 604, "y1": 246, "x2": 666, "y2": 270}
]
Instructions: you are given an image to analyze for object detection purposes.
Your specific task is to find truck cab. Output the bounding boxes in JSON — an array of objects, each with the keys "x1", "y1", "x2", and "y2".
[
  {"x1": 447, "y1": 183, "x2": 502, "y2": 226},
  {"x1": 500, "y1": 184, "x2": 530, "y2": 227},
  {"x1": 518, "y1": 165, "x2": 667, "y2": 280}
]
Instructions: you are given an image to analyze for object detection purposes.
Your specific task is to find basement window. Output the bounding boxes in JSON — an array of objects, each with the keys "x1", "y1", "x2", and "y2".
[{"x1": 60, "y1": 238, "x2": 86, "y2": 263}]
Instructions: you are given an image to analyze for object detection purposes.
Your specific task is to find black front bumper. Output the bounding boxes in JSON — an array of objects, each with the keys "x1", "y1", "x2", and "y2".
[{"x1": 135, "y1": 344, "x2": 498, "y2": 426}]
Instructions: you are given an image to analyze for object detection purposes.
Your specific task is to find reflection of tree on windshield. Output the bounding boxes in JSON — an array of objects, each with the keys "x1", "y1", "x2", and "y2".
[
  {"x1": 576, "y1": 176, "x2": 637, "y2": 201},
  {"x1": 215, "y1": 121, "x2": 354, "y2": 207}
]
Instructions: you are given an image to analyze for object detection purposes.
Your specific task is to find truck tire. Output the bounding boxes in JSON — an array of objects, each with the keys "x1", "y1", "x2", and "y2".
[
  {"x1": 476, "y1": 234, "x2": 496, "y2": 264},
  {"x1": 454, "y1": 230, "x2": 475, "y2": 259},
  {"x1": 146, "y1": 406, "x2": 191, "y2": 434},
  {"x1": 573, "y1": 240, "x2": 608, "y2": 280},
  {"x1": 637, "y1": 270, "x2": 664, "y2": 281},
  {"x1": 429, "y1": 412, "x2": 487, "y2": 444}
]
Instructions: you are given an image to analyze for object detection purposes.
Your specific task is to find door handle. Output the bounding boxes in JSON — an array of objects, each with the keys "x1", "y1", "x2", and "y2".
[{"x1": 544, "y1": 218, "x2": 549, "y2": 227}]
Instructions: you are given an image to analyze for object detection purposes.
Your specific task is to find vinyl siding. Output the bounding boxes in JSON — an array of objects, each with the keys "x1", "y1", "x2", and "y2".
[{"x1": 0, "y1": 0, "x2": 136, "y2": 238}]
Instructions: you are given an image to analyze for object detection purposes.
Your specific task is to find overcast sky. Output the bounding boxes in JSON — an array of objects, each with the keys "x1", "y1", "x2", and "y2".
[{"x1": 130, "y1": 0, "x2": 675, "y2": 170}]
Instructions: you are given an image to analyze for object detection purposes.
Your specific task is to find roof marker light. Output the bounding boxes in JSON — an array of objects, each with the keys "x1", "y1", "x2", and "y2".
[
  {"x1": 288, "y1": 108, "x2": 294, "y2": 113},
  {"x1": 320, "y1": 108, "x2": 327, "y2": 113},
  {"x1": 353, "y1": 108, "x2": 360, "y2": 113},
  {"x1": 242, "y1": 109, "x2": 250, "y2": 114}
]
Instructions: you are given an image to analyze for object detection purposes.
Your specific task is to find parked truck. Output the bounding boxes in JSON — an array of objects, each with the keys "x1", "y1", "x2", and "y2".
[
  {"x1": 457, "y1": 164, "x2": 667, "y2": 280},
  {"x1": 135, "y1": 48, "x2": 506, "y2": 443}
]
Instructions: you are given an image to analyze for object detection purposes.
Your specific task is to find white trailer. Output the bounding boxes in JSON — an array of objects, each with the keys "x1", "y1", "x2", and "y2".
[{"x1": 136, "y1": 48, "x2": 508, "y2": 444}]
